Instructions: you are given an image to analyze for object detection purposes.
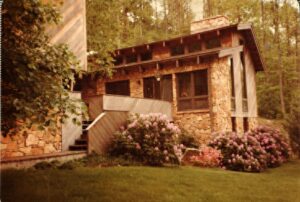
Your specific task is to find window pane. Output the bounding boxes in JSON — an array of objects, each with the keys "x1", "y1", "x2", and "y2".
[
  {"x1": 194, "y1": 70, "x2": 208, "y2": 96},
  {"x1": 106, "y1": 80, "x2": 130, "y2": 96},
  {"x1": 143, "y1": 77, "x2": 160, "y2": 99},
  {"x1": 178, "y1": 100, "x2": 192, "y2": 111},
  {"x1": 177, "y1": 73, "x2": 191, "y2": 97},
  {"x1": 194, "y1": 97, "x2": 209, "y2": 109}
]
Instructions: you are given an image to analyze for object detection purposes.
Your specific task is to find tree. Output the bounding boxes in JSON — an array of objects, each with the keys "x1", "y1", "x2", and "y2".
[{"x1": 1, "y1": 0, "x2": 84, "y2": 135}]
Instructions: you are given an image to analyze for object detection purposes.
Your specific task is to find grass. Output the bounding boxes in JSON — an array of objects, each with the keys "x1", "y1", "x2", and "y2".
[{"x1": 1, "y1": 161, "x2": 300, "y2": 202}]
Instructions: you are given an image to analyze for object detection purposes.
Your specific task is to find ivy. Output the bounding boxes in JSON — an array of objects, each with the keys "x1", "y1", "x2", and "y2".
[{"x1": 1, "y1": 0, "x2": 86, "y2": 135}]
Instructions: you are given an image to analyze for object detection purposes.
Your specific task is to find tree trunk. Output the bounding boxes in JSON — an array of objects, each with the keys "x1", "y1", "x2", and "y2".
[{"x1": 273, "y1": 0, "x2": 286, "y2": 115}]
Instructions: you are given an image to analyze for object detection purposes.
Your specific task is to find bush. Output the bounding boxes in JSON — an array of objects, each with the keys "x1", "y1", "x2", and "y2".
[
  {"x1": 209, "y1": 132, "x2": 267, "y2": 172},
  {"x1": 33, "y1": 160, "x2": 60, "y2": 170},
  {"x1": 248, "y1": 126, "x2": 291, "y2": 167},
  {"x1": 110, "y1": 113, "x2": 182, "y2": 166},
  {"x1": 184, "y1": 146, "x2": 221, "y2": 167},
  {"x1": 284, "y1": 101, "x2": 300, "y2": 158},
  {"x1": 179, "y1": 129, "x2": 199, "y2": 150}
]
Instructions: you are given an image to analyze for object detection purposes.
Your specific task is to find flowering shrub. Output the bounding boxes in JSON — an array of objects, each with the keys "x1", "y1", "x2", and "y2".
[
  {"x1": 248, "y1": 126, "x2": 291, "y2": 167},
  {"x1": 184, "y1": 146, "x2": 222, "y2": 167},
  {"x1": 179, "y1": 129, "x2": 200, "y2": 150},
  {"x1": 209, "y1": 132, "x2": 267, "y2": 172},
  {"x1": 109, "y1": 113, "x2": 183, "y2": 166}
]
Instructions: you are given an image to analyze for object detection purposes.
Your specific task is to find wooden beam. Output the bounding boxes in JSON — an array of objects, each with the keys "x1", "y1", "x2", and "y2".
[
  {"x1": 156, "y1": 62, "x2": 160, "y2": 70},
  {"x1": 219, "y1": 45, "x2": 243, "y2": 58}
]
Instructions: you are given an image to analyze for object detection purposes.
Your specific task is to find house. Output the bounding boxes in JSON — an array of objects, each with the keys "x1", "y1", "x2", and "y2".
[
  {"x1": 1, "y1": 11, "x2": 264, "y2": 168},
  {"x1": 82, "y1": 16, "x2": 264, "y2": 145}
]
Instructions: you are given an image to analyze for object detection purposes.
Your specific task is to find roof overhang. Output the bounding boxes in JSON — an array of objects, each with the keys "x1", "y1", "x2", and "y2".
[
  {"x1": 113, "y1": 23, "x2": 265, "y2": 72},
  {"x1": 237, "y1": 23, "x2": 265, "y2": 71}
]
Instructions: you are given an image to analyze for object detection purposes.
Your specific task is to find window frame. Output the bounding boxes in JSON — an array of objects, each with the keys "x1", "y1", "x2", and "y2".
[
  {"x1": 105, "y1": 80, "x2": 130, "y2": 96},
  {"x1": 176, "y1": 69, "x2": 209, "y2": 111}
]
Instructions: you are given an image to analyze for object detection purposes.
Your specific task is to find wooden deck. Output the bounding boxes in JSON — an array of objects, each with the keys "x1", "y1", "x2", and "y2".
[
  {"x1": 83, "y1": 95, "x2": 173, "y2": 154},
  {"x1": 84, "y1": 94, "x2": 173, "y2": 120}
]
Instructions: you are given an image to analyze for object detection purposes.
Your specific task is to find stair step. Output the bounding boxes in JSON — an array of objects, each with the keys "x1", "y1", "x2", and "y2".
[
  {"x1": 81, "y1": 133, "x2": 87, "y2": 139},
  {"x1": 82, "y1": 124, "x2": 89, "y2": 130},
  {"x1": 83, "y1": 120, "x2": 93, "y2": 124},
  {"x1": 75, "y1": 139, "x2": 87, "y2": 145},
  {"x1": 69, "y1": 145, "x2": 87, "y2": 151}
]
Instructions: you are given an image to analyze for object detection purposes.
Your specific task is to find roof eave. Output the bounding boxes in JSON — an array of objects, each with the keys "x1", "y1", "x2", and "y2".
[{"x1": 237, "y1": 23, "x2": 265, "y2": 72}]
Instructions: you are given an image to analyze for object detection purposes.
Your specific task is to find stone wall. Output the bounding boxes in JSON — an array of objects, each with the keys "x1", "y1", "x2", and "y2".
[
  {"x1": 1, "y1": 126, "x2": 61, "y2": 159},
  {"x1": 210, "y1": 57, "x2": 232, "y2": 132},
  {"x1": 174, "y1": 112, "x2": 211, "y2": 144}
]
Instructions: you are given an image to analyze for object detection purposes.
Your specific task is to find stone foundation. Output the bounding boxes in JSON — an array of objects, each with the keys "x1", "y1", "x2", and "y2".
[
  {"x1": 174, "y1": 112, "x2": 211, "y2": 144},
  {"x1": 1, "y1": 126, "x2": 61, "y2": 159}
]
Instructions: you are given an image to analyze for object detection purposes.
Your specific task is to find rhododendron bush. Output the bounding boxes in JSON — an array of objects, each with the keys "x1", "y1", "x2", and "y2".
[
  {"x1": 209, "y1": 126, "x2": 291, "y2": 172},
  {"x1": 110, "y1": 113, "x2": 183, "y2": 166},
  {"x1": 248, "y1": 126, "x2": 291, "y2": 167},
  {"x1": 183, "y1": 146, "x2": 222, "y2": 167},
  {"x1": 209, "y1": 132, "x2": 267, "y2": 172}
]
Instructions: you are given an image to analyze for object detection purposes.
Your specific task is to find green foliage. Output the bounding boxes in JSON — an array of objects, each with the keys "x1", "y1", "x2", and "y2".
[
  {"x1": 33, "y1": 160, "x2": 60, "y2": 170},
  {"x1": 2, "y1": 0, "x2": 86, "y2": 135},
  {"x1": 284, "y1": 94, "x2": 300, "y2": 158},
  {"x1": 109, "y1": 113, "x2": 182, "y2": 166},
  {"x1": 179, "y1": 129, "x2": 199, "y2": 149},
  {"x1": 86, "y1": 0, "x2": 194, "y2": 77}
]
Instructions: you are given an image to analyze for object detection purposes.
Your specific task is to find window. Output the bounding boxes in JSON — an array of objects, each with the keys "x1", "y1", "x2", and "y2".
[
  {"x1": 230, "y1": 58, "x2": 236, "y2": 111},
  {"x1": 143, "y1": 75, "x2": 173, "y2": 102},
  {"x1": 243, "y1": 117, "x2": 249, "y2": 132},
  {"x1": 177, "y1": 69, "x2": 209, "y2": 111},
  {"x1": 141, "y1": 51, "x2": 152, "y2": 61},
  {"x1": 231, "y1": 117, "x2": 237, "y2": 132},
  {"x1": 126, "y1": 54, "x2": 137, "y2": 63},
  {"x1": 105, "y1": 80, "x2": 130, "y2": 96},
  {"x1": 143, "y1": 77, "x2": 160, "y2": 100},
  {"x1": 205, "y1": 38, "x2": 221, "y2": 49},
  {"x1": 170, "y1": 45, "x2": 184, "y2": 56},
  {"x1": 187, "y1": 43, "x2": 201, "y2": 53},
  {"x1": 240, "y1": 52, "x2": 248, "y2": 112}
]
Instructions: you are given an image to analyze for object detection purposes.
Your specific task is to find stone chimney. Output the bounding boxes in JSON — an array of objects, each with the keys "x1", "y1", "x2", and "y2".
[{"x1": 190, "y1": 15, "x2": 230, "y2": 34}]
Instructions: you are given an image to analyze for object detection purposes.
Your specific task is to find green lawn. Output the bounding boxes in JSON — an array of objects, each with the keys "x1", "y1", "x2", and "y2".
[{"x1": 1, "y1": 161, "x2": 300, "y2": 202}]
